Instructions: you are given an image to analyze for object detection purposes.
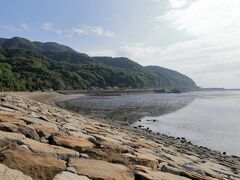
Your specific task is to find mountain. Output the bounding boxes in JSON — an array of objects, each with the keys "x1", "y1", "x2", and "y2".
[
  {"x1": 145, "y1": 66, "x2": 198, "y2": 91},
  {"x1": 0, "y1": 37, "x2": 73, "y2": 52},
  {"x1": 0, "y1": 37, "x2": 198, "y2": 91},
  {"x1": 0, "y1": 37, "x2": 95, "y2": 64},
  {"x1": 93, "y1": 56, "x2": 198, "y2": 91},
  {"x1": 94, "y1": 57, "x2": 143, "y2": 70}
]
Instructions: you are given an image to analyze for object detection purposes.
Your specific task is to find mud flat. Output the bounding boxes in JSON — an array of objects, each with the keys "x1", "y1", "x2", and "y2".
[{"x1": 0, "y1": 92, "x2": 239, "y2": 180}]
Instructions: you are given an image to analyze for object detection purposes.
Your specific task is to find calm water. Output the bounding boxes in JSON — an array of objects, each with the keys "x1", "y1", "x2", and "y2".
[
  {"x1": 59, "y1": 90, "x2": 240, "y2": 155},
  {"x1": 133, "y1": 91, "x2": 240, "y2": 155}
]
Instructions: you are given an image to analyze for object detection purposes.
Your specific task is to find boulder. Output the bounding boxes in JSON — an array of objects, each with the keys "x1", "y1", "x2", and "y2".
[
  {"x1": 30, "y1": 124, "x2": 58, "y2": 138},
  {"x1": 0, "y1": 148, "x2": 66, "y2": 180},
  {"x1": 84, "y1": 148, "x2": 131, "y2": 167},
  {"x1": 0, "y1": 123, "x2": 40, "y2": 141},
  {"x1": 21, "y1": 138, "x2": 79, "y2": 160},
  {"x1": 67, "y1": 130, "x2": 96, "y2": 141},
  {"x1": 0, "y1": 106, "x2": 16, "y2": 112},
  {"x1": 17, "y1": 124, "x2": 40, "y2": 141},
  {"x1": 53, "y1": 171, "x2": 90, "y2": 180},
  {"x1": 0, "y1": 130, "x2": 25, "y2": 141},
  {"x1": 0, "y1": 113, "x2": 24, "y2": 124},
  {"x1": 0, "y1": 122, "x2": 18, "y2": 132},
  {"x1": 69, "y1": 158, "x2": 134, "y2": 180},
  {"x1": 51, "y1": 134, "x2": 95, "y2": 152},
  {"x1": 123, "y1": 152, "x2": 161, "y2": 170},
  {"x1": 134, "y1": 165, "x2": 190, "y2": 180},
  {"x1": 0, "y1": 163, "x2": 33, "y2": 180},
  {"x1": 19, "y1": 116, "x2": 59, "y2": 131}
]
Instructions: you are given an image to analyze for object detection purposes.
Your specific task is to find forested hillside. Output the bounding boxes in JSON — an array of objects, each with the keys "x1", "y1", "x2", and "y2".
[{"x1": 0, "y1": 37, "x2": 198, "y2": 91}]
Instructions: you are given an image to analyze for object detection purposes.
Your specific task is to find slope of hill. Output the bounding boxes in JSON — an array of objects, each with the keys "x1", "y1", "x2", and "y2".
[
  {"x1": 0, "y1": 37, "x2": 198, "y2": 91},
  {"x1": 0, "y1": 37, "x2": 95, "y2": 64},
  {"x1": 93, "y1": 56, "x2": 198, "y2": 91},
  {"x1": 145, "y1": 66, "x2": 198, "y2": 91},
  {"x1": 0, "y1": 37, "x2": 74, "y2": 52},
  {"x1": 94, "y1": 56, "x2": 143, "y2": 70}
]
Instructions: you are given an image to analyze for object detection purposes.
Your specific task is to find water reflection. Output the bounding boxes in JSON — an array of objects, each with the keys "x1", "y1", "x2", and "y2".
[
  {"x1": 57, "y1": 93, "x2": 196, "y2": 123},
  {"x1": 132, "y1": 90, "x2": 240, "y2": 155}
]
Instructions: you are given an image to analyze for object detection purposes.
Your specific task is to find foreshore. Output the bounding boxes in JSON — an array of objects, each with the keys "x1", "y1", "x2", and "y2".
[{"x1": 0, "y1": 92, "x2": 239, "y2": 180}]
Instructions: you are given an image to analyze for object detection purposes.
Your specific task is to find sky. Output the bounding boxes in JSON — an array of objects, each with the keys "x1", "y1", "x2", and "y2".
[{"x1": 1, "y1": 0, "x2": 240, "y2": 88}]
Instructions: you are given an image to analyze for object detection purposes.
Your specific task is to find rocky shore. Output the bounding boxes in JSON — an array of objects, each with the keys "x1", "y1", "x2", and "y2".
[{"x1": 0, "y1": 92, "x2": 239, "y2": 180}]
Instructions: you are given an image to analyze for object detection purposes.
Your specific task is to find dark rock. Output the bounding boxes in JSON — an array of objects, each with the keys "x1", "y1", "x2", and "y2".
[
  {"x1": 0, "y1": 123, "x2": 40, "y2": 141},
  {"x1": 231, "y1": 155, "x2": 239, "y2": 158},
  {"x1": 17, "y1": 124, "x2": 40, "y2": 141}
]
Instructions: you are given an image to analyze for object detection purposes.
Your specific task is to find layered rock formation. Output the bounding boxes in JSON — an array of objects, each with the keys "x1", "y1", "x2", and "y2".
[{"x1": 0, "y1": 93, "x2": 239, "y2": 180}]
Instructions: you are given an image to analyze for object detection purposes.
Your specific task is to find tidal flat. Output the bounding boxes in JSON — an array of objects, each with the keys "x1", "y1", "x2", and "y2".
[{"x1": 58, "y1": 90, "x2": 240, "y2": 156}]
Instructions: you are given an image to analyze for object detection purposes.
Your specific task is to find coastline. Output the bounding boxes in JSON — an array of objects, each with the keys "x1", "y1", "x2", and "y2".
[
  {"x1": 25, "y1": 91, "x2": 240, "y2": 157},
  {"x1": 0, "y1": 91, "x2": 239, "y2": 179}
]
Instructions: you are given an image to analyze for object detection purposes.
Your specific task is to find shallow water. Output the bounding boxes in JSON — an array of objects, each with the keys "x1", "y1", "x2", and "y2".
[
  {"x1": 59, "y1": 90, "x2": 240, "y2": 155},
  {"x1": 133, "y1": 90, "x2": 240, "y2": 155}
]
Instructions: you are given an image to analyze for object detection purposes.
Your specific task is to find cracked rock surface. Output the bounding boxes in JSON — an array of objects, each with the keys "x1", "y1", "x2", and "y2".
[{"x1": 0, "y1": 92, "x2": 239, "y2": 180}]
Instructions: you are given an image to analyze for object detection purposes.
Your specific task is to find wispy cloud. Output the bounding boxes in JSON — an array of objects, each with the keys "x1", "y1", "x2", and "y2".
[
  {"x1": 160, "y1": 0, "x2": 240, "y2": 36},
  {"x1": 0, "y1": 23, "x2": 31, "y2": 32},
  {"x1": 153, "y1": 0, "x2": 190, "y2": 9},
  {"x1": 42, "y1": 22, "x2": 62, "y2": 34},
  {"x1": 147, "y1": 0, "x2": 240, "y2": 87},
  {"x1": 41, "y1": 22, "x2": 115, "y2": 38},
  {"x1": 72, "y1": 26, "x2": 115, "y2": 37},
  {"x1": 42, "y1": 22, "x2": 54, "y2": 31},
  {"x1": 90, "y1": 35, "x2": 240, "y2": 88},
  {"x1": 19, "y1": 23, "x2": 31, "y2": 31},
  {"x1": 167, "y1": 0, "x2": 189, "y2": 8}
]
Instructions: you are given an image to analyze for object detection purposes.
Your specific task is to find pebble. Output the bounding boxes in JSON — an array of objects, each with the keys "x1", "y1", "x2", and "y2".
[
  {"x1": 158, "y1": 162, "x2": 168, "y2": 171},
  {"x1": 28, "y1": 112, "x2": 38, "y2": 118},
  {"x1": 79, "y1": 153, "x2": 90, "y2": 159},
  {"x1": 20, "y1": 145, "x2": 30, "y2": 150},
  {"x1": 66, "y1": 167, "x2": 77, "y2": 174}
]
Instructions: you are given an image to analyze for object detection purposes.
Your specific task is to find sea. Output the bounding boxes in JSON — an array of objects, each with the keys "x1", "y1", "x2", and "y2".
[{"x1": 58, "y1": 90, "x2": 240, "y2": 155}]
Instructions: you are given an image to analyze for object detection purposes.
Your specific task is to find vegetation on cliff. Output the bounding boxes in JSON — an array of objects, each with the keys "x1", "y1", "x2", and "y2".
[{"x1": 0, "y1": 37, "x2": 198, "y2": 91}]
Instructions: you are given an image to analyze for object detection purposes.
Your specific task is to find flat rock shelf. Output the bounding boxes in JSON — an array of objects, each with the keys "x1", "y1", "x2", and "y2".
[{"x1": 0, "y1": 92, "x2": 239, "y2": 180}]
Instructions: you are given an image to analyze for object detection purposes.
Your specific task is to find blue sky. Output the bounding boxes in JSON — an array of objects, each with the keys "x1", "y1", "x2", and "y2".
[{"x1": 1, "y1": 0, "x2": 240, "y2": 88}]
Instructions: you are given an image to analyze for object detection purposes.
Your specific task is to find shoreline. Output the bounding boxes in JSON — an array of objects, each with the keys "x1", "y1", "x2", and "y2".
[
  {"x1": 0, "y1": 91, "x2": 239, "y2": 179},
  {"x1": 54, "y1": 91, "x2": 239, "y2": 157},
  {"x1": 28, "y1": 91, "x2": 239, "y2": 157}
]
